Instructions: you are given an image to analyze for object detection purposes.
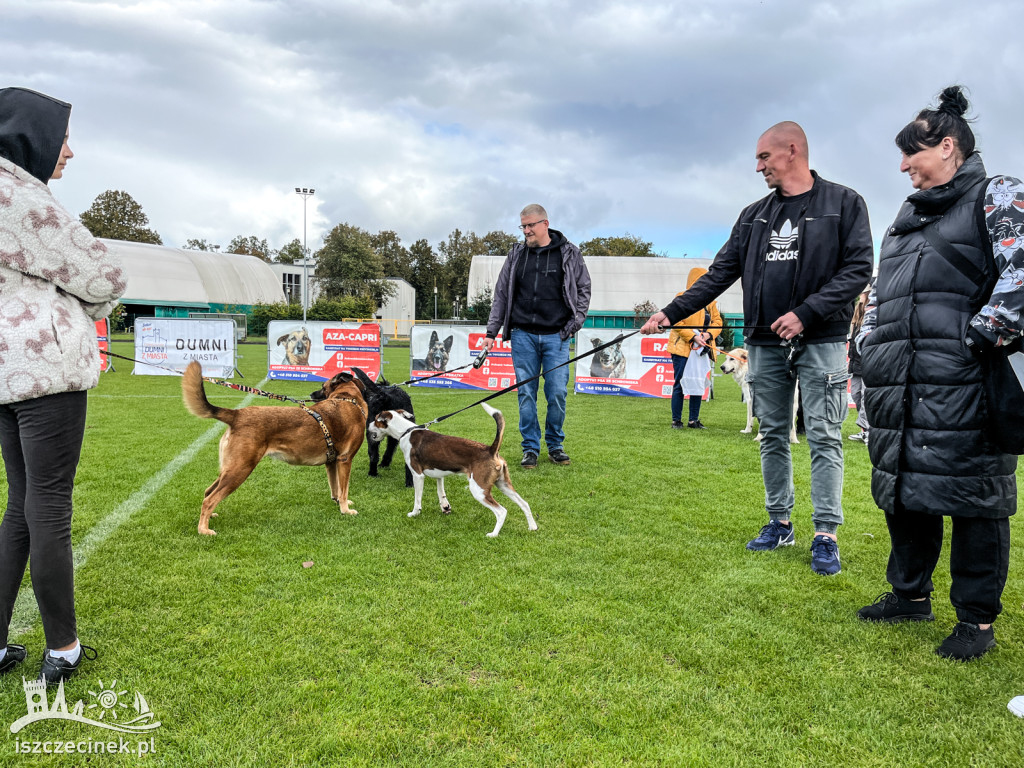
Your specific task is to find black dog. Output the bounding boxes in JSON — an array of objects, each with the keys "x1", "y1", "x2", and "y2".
[{"x1": 351, "y1": 367, "x2": 414, "y2": 487}]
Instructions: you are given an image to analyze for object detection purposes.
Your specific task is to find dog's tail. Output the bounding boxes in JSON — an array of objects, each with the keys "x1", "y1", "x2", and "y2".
[
  {"x1": 481, "y1": 403, "x2": 505, "y2": 458},
  {"x1": 181, "y1": 361, "x2": 235, "y2": 425}
]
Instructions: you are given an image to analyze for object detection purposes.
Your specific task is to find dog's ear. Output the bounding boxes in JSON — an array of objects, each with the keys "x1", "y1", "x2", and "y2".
[
  {"x1": 350, "y1": 366, "x2": 381, "y2": 393},
  {"x1": 429, "y1": 330, "x2": 439, "y2": 345},
  {"x1": 276, "y1": 334, "x2": 289, "y2": 346},
  {"x1": 398, "y1": 409, "x2": 414, "y2": 420},
  {"x1": 443, "y1": 335, "x2": 453, "y2": 352},
  {"x1": 591, "y1": 338, "x2": 600, "y2": 348}
]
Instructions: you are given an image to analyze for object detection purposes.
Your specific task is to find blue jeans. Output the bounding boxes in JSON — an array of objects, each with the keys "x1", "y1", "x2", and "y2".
[
  {"x1": 747, "y1": 342, "x2": 848, "y2": 533},
  {"x1": 670, "y1": 354, "x2": 703, "y2": 423},
  {"x1": 510, "y1": 329, "x2": 570, "y2": 454}
]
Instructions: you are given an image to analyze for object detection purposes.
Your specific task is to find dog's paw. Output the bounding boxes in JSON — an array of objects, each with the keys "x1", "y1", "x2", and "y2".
[
  {"x1": 440, "y1": 504, "x2": 452, "y2": 515},
  {"x1": 755, "y1": 433, "x2": 764, "y2": 442},
  {"x1": 408, "y1": 509, "x2": 421, "y2": 518},
  {"x1": 486, "y1": 531, "x2": 500, "y2": 538},
  {"x1": 198, "y1": 527, "x2": 217, "y2": 536},
  {"x1": 211, "y1": 512, "x2": 218, "y2": 517},
  {"x1": 740, "y1": 427, "x2": 753, "y2": 434}
]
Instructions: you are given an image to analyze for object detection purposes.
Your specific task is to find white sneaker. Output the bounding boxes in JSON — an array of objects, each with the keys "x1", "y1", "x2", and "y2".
[{"x1": 848, "y1": 432, "x2": 868, "y2": 442}]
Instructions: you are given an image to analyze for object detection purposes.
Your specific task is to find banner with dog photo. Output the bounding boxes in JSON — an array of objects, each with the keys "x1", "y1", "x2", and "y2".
[
  {"x1": 267, "y1": 321, "x2": 382, "y2": 382},
  {"x1": 409, "y1": 325, "x2": 516, "y2": 391},
  {"x1": 575, "y1": 328, "x2": 700, "y2": 399},
  {"x1": 133, "y1": 317, "x2": 236, "y2": 377}
]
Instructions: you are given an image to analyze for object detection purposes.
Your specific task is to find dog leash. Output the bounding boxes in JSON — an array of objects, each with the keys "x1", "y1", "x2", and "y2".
[
  {"x1": 99, "y1": 349, "x2": 318, "y2": 404},
  {"x1": 408, "y1": 330, "x2": 646, "y2": 431},
  {"x1": 99, "y1": 349, "x2": 364, "y2": 464},
  {"x1": 403, "y1": 322, "x2": 791, "y2": 431},
  {"x1": 390, "y1": 350, "x2": 490, "y2": 387}
]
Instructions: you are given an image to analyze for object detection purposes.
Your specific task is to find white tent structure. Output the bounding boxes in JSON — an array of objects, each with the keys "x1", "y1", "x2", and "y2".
[
  {"x1": 102, "y1": 239, "x2": 285, "y2": 310},
  {"x1": 468, "y1": 255, "x2": 745, "y2": 316}
]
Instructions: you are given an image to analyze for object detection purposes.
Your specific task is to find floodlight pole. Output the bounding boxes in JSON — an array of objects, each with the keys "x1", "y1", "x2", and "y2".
[{"x1": 295, "y1": 187, "x2": 316, "y2": 322}]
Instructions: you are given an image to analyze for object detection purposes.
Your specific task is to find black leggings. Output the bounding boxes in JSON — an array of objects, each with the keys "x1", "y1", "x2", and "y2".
[
  {"x1": 0, "y1": 390, "x2": 87, "y2": 649},
  {"x1": 885, "y1": 509, "x2": 1011, "y2": 625}
]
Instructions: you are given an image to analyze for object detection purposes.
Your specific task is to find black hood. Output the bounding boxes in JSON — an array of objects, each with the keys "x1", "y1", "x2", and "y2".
[{"x1": 0, "y1": 87, "x2": 71, "y2": 184}]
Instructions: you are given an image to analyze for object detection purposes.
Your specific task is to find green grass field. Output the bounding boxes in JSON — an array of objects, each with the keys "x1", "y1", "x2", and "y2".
[{"x1": 0, "y1": 342, "x2": 1022, "y2": 767}]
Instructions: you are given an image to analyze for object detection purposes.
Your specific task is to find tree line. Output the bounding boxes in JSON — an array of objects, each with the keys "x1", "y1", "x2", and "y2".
[{"x1": 78, "y1": 189, "x2": 666, "y2": 321}]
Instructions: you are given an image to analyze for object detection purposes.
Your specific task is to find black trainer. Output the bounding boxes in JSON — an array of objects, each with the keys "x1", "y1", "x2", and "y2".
[
  {"x1": 0, "y1": 644, "x2": 26, "y2": 675},
  {"x1": 671, "y1": 421, "x2": 685, "y2": 429},
  {"x1": 935, "y1": 622, "x2": 996, "y2": 661},
  {"x1": 39, "y1": 644, "x2": 98, "y2": 686},
  {"x1": 549, "y1": 449, "x2": 571, "y2": 465},
  {"x1": 688, "y1": 420, "x2": 707, "y2": 429},
  {"x1": 857, "y1": 592, "x2": 935, "y2": 623},
  {"x1": 520, "y1": 451, "x2": 538, "y2": 469}
]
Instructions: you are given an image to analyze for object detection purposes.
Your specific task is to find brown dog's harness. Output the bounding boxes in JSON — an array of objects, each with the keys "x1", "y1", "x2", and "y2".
[{"x1": 301, "y1": 396, "x2": 366, "y2": 465}]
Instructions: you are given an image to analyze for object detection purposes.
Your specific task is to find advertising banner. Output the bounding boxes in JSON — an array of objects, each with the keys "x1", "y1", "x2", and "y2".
[
  {"x1": 95, "y1": 318, "x2": 110, "y2": 373},
  {"x1": 133, "y1": 318, "x2": 236, "y2": 377},
  {"x1": 409, "y1": 325, "x2": 515, "y2": 391},
  {"x1": 574, "y1": 328, "x2": 701, "y2": 399},
  {"x1": 267, "y1": 321, "x2": 382, "y2": 382}
]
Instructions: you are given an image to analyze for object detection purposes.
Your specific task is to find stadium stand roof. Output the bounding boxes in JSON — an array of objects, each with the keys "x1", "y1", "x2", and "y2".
[{"x1": 101, "y1": 239, "x2": 285, "y2": 306}]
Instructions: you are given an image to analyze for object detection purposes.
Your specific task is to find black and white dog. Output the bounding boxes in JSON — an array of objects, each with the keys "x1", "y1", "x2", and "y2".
[{"x1": 351, "y1": 367, "x2": 414, "y2": 486}]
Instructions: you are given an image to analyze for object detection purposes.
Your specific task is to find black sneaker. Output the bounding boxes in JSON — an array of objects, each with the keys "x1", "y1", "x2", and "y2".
[
  {"x1": 0, "y1": 644, "x2": 26, "y2": 675},
  {"x1": 671, "y1": 420, "x2": 685, "y2": 429},
  {"x1": 935, "y1": 622, "x2": 996, "y2": 661},
  {"x1": 857, "y1": 592, "x2": 935, "y2": 623},
  {"x1": 549, "y1": 449, "x2": 571, "y2": 465},
  {"x1": 39, "y1": 644, "x2": 97, "y2": 686},
  {"x1": 688, "y1": 420, "x2": 707, "y2": 429},
  {"x1": 520, "y1": 451, "x2": 538, "y2": 469}
]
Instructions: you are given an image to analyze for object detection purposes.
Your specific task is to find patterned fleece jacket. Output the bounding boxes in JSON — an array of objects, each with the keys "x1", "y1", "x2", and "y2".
[{"x1": 0, "y1": 155, "x2": 126, "y2": 404}]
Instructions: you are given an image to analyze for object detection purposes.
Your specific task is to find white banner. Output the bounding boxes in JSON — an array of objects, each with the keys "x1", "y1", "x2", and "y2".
[
  {"x1": 266, "y1": 321, "x2": 382, "y2": 382},
  {"x1": 133, "y1": 318, "x2": 236, "y2": 377},
  {"x1": 574, "y1": 328, "x2": 676, "y2": 398}
]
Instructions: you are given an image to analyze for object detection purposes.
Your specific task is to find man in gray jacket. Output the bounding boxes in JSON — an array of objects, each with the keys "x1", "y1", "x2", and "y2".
[{"x1": 482, "y1": 204, "x2": 591, "y2": 468}]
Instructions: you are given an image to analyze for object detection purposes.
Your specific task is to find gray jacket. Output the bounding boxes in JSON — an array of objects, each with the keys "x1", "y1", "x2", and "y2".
[{"x1": 486, "y1": 237, "x2": 591, "y2": 341}]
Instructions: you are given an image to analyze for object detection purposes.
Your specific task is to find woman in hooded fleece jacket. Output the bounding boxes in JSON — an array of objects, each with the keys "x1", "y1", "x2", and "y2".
[{"x1": 0, "y1": 87, "x2": 125, "y2": 684}]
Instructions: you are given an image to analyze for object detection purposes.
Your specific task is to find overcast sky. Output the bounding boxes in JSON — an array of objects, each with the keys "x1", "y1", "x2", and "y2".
[{"x1": 4, "y1": 0, "x2": 1018, "y2": 260}]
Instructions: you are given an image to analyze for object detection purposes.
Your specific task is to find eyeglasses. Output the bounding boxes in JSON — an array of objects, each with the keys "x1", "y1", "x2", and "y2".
[{"x1": 519, "y1": 219, "x2": 548, "y2": 231}]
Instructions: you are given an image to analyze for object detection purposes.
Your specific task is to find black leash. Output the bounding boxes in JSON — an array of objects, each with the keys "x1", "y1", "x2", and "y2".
[
  {"x1": 97, "y1": 349, "x2": 365, "y2": 465},
  {"x1": 413, "y1": 329, "x2": 644, "y2": 431},
  {"x1": 404, "y1": 322, "x2": 789, "y2": 432}
]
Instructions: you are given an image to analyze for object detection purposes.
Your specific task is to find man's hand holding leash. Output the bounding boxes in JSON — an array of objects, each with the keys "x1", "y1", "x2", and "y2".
[
  {"x1": 641, "y1": 311, "x2": 668, "y2": 335},
  {"x1": 771, "y1": 311, "x2": 804, "y2": 341}
]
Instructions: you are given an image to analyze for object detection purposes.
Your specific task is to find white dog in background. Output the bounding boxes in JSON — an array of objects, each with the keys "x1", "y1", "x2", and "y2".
[{"x1": 720, "y1": 349, "x2": 799, "y2": 444}]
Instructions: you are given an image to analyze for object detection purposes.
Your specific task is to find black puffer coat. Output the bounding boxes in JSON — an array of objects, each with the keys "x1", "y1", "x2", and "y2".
[{"x1": 862, "y1": 154, "x2": 1017, "y2": 518}]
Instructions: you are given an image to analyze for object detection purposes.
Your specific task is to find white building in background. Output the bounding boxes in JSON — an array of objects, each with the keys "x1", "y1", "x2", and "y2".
[
  {"x1": 376, "y1": 278, "x2": 416, "y2": 336},
  {"x1": 467, "y1": 255, "x2": 745, "y2": 315}
]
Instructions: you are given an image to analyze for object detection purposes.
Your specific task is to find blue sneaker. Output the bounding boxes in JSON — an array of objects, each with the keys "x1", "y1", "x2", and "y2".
[
  {"x1": 746, "y1": 520, "x2": 795, "y2": 551},
  {"x1": 810, "y1": 535, "x2": 841, "y2": 576}
]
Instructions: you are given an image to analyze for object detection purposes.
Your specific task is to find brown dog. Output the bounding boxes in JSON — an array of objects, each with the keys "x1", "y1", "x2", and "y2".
[
  {"x1": 181, "y1": 362, "x2": 367, "y2": 535},
  {"x1": 368, "y1": 405, "x2": 537, "y2": 537}
]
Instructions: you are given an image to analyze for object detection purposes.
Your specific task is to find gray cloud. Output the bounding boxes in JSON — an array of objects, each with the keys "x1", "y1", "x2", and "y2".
[{"x1": 3, "y1": 0, "x2": 1018, "y2": 259}]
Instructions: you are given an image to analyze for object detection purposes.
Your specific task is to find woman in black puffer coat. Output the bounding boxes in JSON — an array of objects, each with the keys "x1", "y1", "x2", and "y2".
[{"x1": 857, "y1": 86, "x2": 1023, "y2": 661}]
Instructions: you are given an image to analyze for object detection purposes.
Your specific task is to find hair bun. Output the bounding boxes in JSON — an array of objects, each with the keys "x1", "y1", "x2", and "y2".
[{"x1": 937, "y1": 85, "x2": 969, "y2": 117}]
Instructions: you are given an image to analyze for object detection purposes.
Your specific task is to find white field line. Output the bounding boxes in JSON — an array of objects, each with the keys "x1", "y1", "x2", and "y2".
[{"x1": 9, "y1": 380, "x2": 269, "y2": 637}]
